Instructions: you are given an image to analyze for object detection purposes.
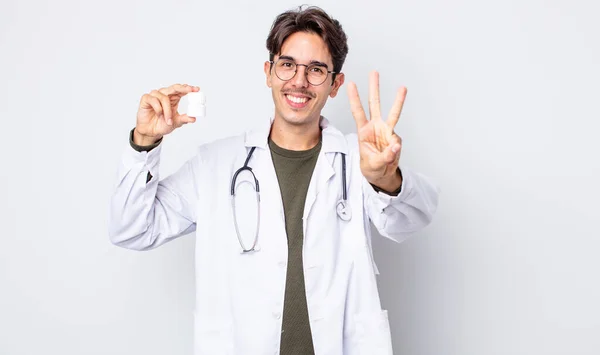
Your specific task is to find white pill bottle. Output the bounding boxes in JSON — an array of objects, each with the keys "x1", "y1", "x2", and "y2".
[{"x1": 186, "y1": 91, "x2": 206, "y2": 118}]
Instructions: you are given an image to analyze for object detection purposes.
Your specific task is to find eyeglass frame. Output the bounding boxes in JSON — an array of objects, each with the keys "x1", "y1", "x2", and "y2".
[{"x1": 268, "y1": 56, "x2": 338, "y2": 86}]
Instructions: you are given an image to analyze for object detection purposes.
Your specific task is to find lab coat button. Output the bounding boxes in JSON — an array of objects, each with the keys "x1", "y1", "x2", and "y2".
[
  {"x1": 278, "y1": 261, "x2": 286, "y2": 268},
  {"x1": 273, "y1": 312, "x2": 281, "y2": 319}
]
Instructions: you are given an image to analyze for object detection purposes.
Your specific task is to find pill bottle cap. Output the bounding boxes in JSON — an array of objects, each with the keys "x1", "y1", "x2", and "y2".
[{"x1": 187, "y1": 91, "x2": 206, "y2": 104}]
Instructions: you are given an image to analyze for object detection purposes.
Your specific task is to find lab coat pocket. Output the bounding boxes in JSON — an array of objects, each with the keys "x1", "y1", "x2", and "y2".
[
  {"x1": 194, "y1": 312, "x2": 234, "y2": 355},
  {"x1": 310, "y1": 302, "x2": 344, "y2": 355},
  {"x1": 351, "y1": 310, "x2": 393, "y2": 355}
]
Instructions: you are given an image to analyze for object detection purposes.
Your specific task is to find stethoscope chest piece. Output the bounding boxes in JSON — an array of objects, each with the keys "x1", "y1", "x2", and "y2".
[{"x1": 336, "y1": 200, "x2": 352, "y2": 221}]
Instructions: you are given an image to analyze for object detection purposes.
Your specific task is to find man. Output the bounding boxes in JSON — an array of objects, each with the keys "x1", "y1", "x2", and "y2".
[{"x1": 109, "y1": 6, "x2": 439, "y2": 355}]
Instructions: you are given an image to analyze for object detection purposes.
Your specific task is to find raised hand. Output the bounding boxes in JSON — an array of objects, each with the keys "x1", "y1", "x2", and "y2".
[
  {"x1": 134, "y1": 84, "x2": 200, "y2": 145},
  {"x1": 347, "y1": 71, "x2": 406, "y2": 192}
]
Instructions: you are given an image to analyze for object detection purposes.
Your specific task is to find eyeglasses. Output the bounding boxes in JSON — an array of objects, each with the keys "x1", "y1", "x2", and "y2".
[{"x1": 269, "y1": 58, "x2": 337, "y2": 86}]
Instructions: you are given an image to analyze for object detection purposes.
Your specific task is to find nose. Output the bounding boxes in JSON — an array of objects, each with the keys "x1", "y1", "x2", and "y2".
[{"x1": 290, "y1": 65, "x2": 309, "y2": 88}]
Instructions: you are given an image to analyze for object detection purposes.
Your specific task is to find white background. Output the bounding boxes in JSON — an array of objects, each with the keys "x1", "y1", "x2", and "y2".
[{"x1": 1, "y1": 0, "x2": 599, "y2": 354}]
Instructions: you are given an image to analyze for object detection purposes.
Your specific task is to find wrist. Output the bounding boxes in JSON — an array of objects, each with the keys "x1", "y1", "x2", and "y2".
[
  {"x1": 368, "y1": 168, "x2": 402, "y2": 193},
  {"x1": 133, "y1": 128, "x2": 162, "y2": 146}
]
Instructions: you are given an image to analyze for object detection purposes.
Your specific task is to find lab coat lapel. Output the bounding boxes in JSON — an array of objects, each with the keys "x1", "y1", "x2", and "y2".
[
  {"x1": 302, "y1": 152, "x2": 335, "y2": 223},
  {"x1": 244, "y1": 118, "x2": 286, "y2": 251},
  {"x1": 302, "y1": 118, "x2": 348, "y2": 229},
  {"x1": 252, "y1": 147, "x2": 284, "y2": 219}
]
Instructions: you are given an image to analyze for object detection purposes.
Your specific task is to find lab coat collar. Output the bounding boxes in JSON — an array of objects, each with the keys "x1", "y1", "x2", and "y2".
[{"x1": 244, "y1": 116, "x2": 348, "y2": 155}]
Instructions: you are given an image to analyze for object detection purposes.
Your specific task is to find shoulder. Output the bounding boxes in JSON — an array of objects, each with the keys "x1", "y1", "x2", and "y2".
[
  {"x1": 342, "y1": 133, "x2": 360, "y2": 163},
  {"x1": 319, "y1": 117, "x2": 359, "y2": 156},
  {"x1": 194, "y1": 133, "x2": 246, "y2": 163},
  {"x1": 198, "y1": 134, "x2": 244, "y2": 151},
  {"x1": 344, "y1": 133, "x2": 359, "y2": 152}
]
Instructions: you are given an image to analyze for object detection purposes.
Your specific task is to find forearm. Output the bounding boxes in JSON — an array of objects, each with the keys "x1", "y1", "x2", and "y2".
[
  {"x1": 108, "y1": 131, "x2": 197, "y2": 250},
  {"x1": 364, "y1": 167, "x2": 439, "y2": 243}
]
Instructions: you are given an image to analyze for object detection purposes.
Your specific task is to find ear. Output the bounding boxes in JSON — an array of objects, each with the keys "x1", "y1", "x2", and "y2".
[
  {"x1": 329, "y1": 73, "x2": 345, "y2": 98},
  {"x1": 264, "y1": 61, "x2": 273, "y2": 88}
]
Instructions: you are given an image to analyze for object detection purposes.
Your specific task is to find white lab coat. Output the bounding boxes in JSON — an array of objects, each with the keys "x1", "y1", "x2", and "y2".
[{"x1": 108, "y1": 117, "x2": 439, "y2": 355}]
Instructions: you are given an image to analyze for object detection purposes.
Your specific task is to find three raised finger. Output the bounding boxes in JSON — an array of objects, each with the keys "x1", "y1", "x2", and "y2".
[
  {"x1": 368, "y1": 71, "x2": 382, "y2": 120},
  {"x1": 387, "y1": 86, "x2": 407, "y2": 129},
  {"x1": 347, "y1": 82, "x2": 368, "y2": 129}
]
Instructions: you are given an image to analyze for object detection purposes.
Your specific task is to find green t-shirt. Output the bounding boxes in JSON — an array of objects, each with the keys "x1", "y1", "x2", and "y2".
[{"x1": 269, "y1": 137, "x2": 321, "y2": 355}]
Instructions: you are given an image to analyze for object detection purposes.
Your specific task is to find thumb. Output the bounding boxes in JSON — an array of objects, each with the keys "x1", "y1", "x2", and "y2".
[
  {"x1": 174, "y1": 113, "x2": 197, "y2": 127},
  {"x1": 383, "y1": 142, "x2": 401, "y2": 165}
]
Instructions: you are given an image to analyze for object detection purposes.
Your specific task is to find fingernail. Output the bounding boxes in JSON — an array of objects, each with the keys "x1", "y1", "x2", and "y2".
[{"x1": 392, "y1": 144, "x2": 400, "y2": 153}]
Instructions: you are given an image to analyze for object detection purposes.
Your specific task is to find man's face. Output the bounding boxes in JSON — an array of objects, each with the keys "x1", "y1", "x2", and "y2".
[{"x1": 264, "y1": 31, "x2": 345, "y2": 128}]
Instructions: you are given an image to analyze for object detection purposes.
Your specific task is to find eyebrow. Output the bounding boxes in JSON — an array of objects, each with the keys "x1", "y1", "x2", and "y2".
[{"x1": 279, "y1": 55, "x2": 329, "y2": 68}]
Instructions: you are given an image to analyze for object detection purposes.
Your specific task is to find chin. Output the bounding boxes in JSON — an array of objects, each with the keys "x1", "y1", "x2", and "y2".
[{"x1": 281, "y1": 112, "x2": 317, "y2": 126}]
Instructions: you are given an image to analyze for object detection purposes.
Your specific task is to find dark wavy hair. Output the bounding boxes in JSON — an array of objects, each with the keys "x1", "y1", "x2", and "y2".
[{"x1": 266, "y1": 6, "x2": 349, "y2": 83}]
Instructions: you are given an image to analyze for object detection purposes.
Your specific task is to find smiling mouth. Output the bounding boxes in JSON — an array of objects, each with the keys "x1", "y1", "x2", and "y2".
[{"x1": 284, "y1": 94, "x2": 311, "y2": 107}]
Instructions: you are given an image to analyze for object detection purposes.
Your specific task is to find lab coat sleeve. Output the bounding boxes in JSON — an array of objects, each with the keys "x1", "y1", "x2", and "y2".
[
  {"x1": 108, "y1": 141, "x2": 201, "y2": 251},
  {"x1": 362, "y1": 166, "x2": 440, "y2": 243}
]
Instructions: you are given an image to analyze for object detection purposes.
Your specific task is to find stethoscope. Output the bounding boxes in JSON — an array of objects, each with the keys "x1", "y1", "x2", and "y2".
[{"x1": 230, "y1": 146, "x2": 351, "y2": 253}]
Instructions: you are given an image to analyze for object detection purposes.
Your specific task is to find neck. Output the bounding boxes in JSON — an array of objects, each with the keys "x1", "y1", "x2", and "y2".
[{"x1": 270, "y1": 116, "x2": 321, "y2": 150}]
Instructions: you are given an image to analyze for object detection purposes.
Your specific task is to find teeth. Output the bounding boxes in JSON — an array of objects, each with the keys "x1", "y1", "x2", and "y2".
[{"x1": 286, "y1": 95, "x2": 308, "y2": 104}]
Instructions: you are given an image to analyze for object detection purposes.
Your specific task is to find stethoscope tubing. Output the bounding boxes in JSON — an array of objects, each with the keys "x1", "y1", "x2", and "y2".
[{"x1": 231, "y1": 146, "x2": 349, "y2": 253}]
